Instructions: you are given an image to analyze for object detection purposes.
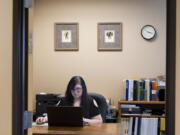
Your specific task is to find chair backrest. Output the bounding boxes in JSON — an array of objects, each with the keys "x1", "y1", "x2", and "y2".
[{"x1": 88, "y1": 93, "x2": 108, "y2": 123}]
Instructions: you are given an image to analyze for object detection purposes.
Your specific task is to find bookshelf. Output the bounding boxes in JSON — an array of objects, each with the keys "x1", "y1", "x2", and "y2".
[
  {"x1": 118, "y1": 100, "x2": 166, "y2": 122},
  {"x1": 121, "y1": 114, "x2": 166, "y2": 118}
]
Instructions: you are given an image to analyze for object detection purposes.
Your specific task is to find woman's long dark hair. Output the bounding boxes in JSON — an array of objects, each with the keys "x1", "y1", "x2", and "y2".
[{"x1": 65, "y1": 76, "x2": 88, "y2": 112}]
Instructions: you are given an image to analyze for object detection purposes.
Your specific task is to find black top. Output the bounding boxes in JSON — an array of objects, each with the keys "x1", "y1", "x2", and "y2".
[{"x1": 57, "y1": 96, "x2": 100, "y2": 119}]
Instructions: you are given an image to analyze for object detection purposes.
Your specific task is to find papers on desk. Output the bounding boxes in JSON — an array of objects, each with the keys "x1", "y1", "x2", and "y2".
[{"x1": 32, "y1": 122, "x2": 48, "y2": 126}]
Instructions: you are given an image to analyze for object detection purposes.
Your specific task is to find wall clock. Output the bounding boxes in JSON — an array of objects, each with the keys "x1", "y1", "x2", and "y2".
[{"x1": 141, "y1": 25, "x2": 156, "y2": 40}]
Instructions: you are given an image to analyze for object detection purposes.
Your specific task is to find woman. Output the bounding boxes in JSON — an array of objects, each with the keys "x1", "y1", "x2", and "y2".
[{"x1": 36, "y1": 76, "x2": 103, "y2": 124}]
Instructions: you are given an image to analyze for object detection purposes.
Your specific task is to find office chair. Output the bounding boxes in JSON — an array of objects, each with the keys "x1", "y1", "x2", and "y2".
[{"x1": 88, "y1": 92, "x2": 108, "y2": 123}]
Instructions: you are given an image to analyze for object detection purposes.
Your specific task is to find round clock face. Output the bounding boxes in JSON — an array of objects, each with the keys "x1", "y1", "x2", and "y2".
[{"x1": 141, "y1": 25, "x2": 156, "y2": 40}]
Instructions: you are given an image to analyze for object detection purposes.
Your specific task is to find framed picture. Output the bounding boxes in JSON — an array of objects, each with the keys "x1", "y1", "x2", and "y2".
[
  {"x1": 98, "y1": 22, "x2": 122, "y2": 51},
  {"x1": 54, "y1": 23, "x2": 79, "y2": 51}
]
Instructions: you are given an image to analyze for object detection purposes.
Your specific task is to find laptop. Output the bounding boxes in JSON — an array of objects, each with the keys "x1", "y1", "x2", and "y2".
[{"x1": 47, "y1": 106, "x2": 83, "y2": 127}]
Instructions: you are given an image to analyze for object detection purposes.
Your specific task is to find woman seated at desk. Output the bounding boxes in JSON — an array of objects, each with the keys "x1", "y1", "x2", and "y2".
[{"x1": 36, "y1": 76, "x2": 103, "y2": 125}]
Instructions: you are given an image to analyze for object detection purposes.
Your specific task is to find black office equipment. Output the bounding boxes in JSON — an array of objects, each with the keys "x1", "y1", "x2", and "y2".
[
  {"x1": 47, "y1": 106, "x2": 83, "y2": 127},
  {"x1": 158, "y1": 89, "x2": 165, "y2": 101},
  {"x1": 34, "y1": 93, "x2": 61, "y2": 121}
]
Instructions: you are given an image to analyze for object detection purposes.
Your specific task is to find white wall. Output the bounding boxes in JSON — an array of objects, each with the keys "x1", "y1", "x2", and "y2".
[
  {"x1": 0, "y1": 0, "x2": 12, "y2": 134},
  {"x1": 33, "y1": 0, "x2": 166, "y2": 109}
]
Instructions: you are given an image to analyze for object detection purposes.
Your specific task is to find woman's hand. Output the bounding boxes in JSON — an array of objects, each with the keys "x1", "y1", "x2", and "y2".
[
  {"x1": 83, "y1": 117, "x2": 89, "y2": 123},
  {"x1": 83, "y1": 115, "x2": 102, "y2": 125},
  {"x1": 36, "y1": 116, "x2": 48, "y2": 124},
  {"x1": 83, "y1": 117, "x2": 90, "y2": 125}
]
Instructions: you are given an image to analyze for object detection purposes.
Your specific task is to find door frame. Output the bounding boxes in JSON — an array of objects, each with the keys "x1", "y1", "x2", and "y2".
[
  {"x1": 12, "y1": 0, "x2": 176, "y2": 135},
  {"x1": 13, "y1": 0, "x2": 28, "y2": 135},
  {"x1": 166, "y1": 0, "x2": 176, "y2": 134}
]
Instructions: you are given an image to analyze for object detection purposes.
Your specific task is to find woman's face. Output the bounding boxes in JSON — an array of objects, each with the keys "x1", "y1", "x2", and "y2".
[{"x1": 71, "y1": 84, "x2": 83, "y2": 99}]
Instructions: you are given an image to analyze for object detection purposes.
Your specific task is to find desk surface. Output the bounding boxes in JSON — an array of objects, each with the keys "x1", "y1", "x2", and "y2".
[{"x1": 32, "y1": 123, "x2": 124, "y2": 135}]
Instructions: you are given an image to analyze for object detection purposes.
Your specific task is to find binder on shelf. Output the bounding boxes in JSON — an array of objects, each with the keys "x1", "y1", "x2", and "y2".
[
  {"x1": 160, "y1": 118, "x2": 165, "y2": 135},
  {"x1": 121, "y1": 117, "x2": 165, "y2": 135}
]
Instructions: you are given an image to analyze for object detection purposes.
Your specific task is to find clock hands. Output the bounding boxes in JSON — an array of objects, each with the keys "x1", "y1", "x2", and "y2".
[{"x1": 145, "y1": 30, "x2": 153, "y2": 34}]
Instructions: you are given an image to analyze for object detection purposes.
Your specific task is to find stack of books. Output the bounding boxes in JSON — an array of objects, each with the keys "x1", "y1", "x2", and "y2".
[
  {"x1": 122, "y1": 117, "x2": 165, "y2": 135},
  {"x1": 121, "y1": 105, "x2": 141, "y2": 114},
  {"x1": 124, "y1": 79, "x2": 159, "y2": 101}
]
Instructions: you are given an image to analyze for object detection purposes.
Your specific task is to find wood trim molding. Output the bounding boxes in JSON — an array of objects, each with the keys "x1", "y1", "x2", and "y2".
[{"x1": 166, "y1": 0, "x2": 176, "y2": 135}]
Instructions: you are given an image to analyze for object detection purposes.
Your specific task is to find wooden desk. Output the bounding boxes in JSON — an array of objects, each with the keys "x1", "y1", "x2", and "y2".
[{"x1": 32, "y1": 123, "x2": 124, "y2": 135}]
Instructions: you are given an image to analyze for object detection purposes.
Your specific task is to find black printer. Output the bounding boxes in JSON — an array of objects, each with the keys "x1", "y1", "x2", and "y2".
[{"x1": 34, "y1": 93, "x2": 61, "y2": 121}]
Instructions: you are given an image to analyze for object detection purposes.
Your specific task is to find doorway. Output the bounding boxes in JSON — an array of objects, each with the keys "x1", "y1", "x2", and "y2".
[{"x1": 12, "y1": 0, "x2": 176, "y2": 135}]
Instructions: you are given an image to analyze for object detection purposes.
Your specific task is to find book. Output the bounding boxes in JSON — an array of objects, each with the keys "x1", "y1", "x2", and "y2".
[
  {"x1": 131, "y1": 117, "x2": 136, "y2": 135},
  {"x1": 125, "y1": 80, "x2": 129, "y2": 101},
  {"x1": 137, "y1": 117, "x2": 142, "y2": 135},
  {"x1": 134, "y1": 117, "x2": 138, "y2": 135},
  {"x1": 151, "y1": 118, "x2": 158, "y2": 135},
  {"x1": 133, "y1": 80, "x2": 138, "y2": 101},
  {"x1": 139, "y1": 80, "x2": 143, "y2": 101},
  {"x1": 128, "y1": 117, "x2": 133, "y2": 135},
  {"x1": 160, "y1": 118, "x2": 165, "y2": 135},
  {"x1": 129, "y1": 80, "x2": 134, "y2": 101},
  {"x1": 145, "y1": 80, "x2": 151, "y2": 101}
]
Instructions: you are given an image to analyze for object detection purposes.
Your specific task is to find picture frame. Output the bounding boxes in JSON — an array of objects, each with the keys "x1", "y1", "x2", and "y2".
[
  {"x1": 97, "y1": 22, "x2": 122, "y2": 51},
  {"x1": 54, "y1": 23, "x2": 79, "y2": 51}
]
